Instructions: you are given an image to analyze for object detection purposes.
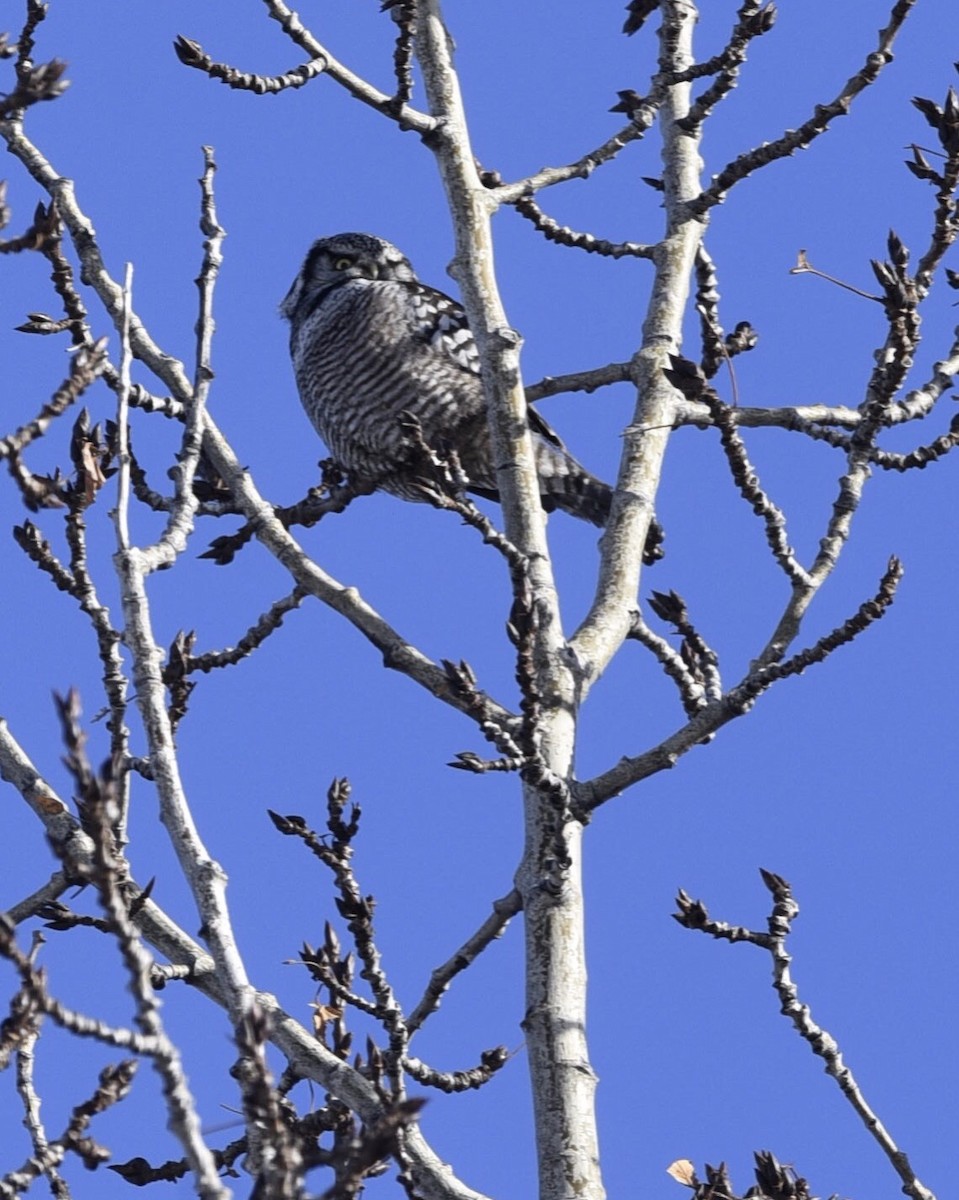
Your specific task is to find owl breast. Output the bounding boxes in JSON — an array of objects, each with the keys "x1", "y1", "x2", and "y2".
[{"x1": 289, "y1": 278, "x2": 488, "y2": 493}]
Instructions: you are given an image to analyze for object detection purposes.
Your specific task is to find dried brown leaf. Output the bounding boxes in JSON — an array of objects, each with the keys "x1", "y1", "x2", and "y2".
[{"x1": 666, "y1": 1158, "x2": 698, "y2": 1187}]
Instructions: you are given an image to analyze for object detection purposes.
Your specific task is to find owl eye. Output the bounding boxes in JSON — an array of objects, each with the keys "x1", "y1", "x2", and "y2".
[{"x1": 332, "y1": 257, "x2": 353, "y2": 271}]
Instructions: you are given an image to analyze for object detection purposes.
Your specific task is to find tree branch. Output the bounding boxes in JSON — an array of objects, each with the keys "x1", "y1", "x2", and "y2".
[
  {"x1": 571, "y1": 1, "x2": 705, "y2": 694},
  {"x1": 415, "y1": 6, "x2": 599, "y2": 1197},
  {"x1": 577, "y1": 556, "x2": 903, "y2": 812},
  {"x1": 686, "y1": 0, "x2": 917, "y2": 217},
  {"x1": 675, "y1": 871, "x2": 936, "y2": 1200}
]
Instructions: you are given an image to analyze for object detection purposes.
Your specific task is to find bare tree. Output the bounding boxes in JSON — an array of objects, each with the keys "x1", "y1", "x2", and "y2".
[{"x1": 0, "y1": 2, "x2": 954, "y2": 1199}]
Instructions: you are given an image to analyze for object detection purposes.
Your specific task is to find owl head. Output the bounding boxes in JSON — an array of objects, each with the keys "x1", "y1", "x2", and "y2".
[{"x1": 280, "y1": 232, "x2": 416, "y2": 323}]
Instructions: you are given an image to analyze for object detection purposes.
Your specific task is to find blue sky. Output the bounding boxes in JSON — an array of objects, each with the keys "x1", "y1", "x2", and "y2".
[{"x1": 1, "y1": 3, "x2": 956, "y2": 1198}]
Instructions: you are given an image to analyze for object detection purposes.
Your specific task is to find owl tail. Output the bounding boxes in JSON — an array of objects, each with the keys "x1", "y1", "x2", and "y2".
[
  {"x1": 535, "y1": 442, "x2": 665, "y2": 565},
  {"x1": 537, "y1": 455, "x2": 612, "y2": 527}
]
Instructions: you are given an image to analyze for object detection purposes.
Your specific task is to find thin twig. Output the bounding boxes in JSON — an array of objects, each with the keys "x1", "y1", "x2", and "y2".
[
  {"x1": 696, "y1": 383, "x2": 811, "y2": 587},
  {"x1": 0, "y1": 338, "x2": 108, "y2": 460},
  {"x1": 271, "y1": 782, "x2": 410, "y2": 1099},
  {"x1": 14, "y1": 1000, "x2": 70, "y2": 1198},
  {"x1": 75, "y1": 733, "x2": 224, "y2": 1197},
  {"x1": 145, "y1": 146, "x2": 224, "y2": 571},
  {"x1": 175, "y1": 586, "x2": 308, "y2": 676},
  {"x1": 404, "y1": 1047, "x2": 509, "y2": 1093},
  {"x1": 677, "y1": 0, "x2": 777, "y2": 131},
  {"x1": 628, "y1": 612, "x2": 708, "y2": 718},
  {"x1": 675, "y1": 871, "x2": 936, "y2": 1200},
  {"x1": 60, "y1": 500, "x2": 132, "y2": 835},
  {"x1": 407, "y1": 889, "x2": 522, "y2": 1033},
  {"x1": 0, "y1": 919, "x2": 158, "y2": 1056},
  {"x1": 260, "y1": 0, "x2": 435, "y2": 132},
  {"x1": 910, "y1": 89, "x2": 959, "y2": 291},
  {"x1": 577, "y1": 557, "x2": 903, "y2": 813},
  {"x1": 173, "y1": 34, "x2": 326, "y2": 94},
  {"x1": 199, "y1": 471, "x2": 366, "y2": 565},
  {"x1": 0, "y1": 1059, "x2": 137, "y2": 1194},
  {"x1": 492, "y1": 116, "x2": 658, "y2": 205},
  {"x1": 385, "y1": 1, "x2": 417, "y2": 112},
  {"x1": 686, "y1": 0, "x2": 918, "y2": 216},
  {"x1": 789, "y1": 249, "x2": 882, "y2": 303},
  {"x1": 511, "y1": 191, "x2": 655, "y2": 259}
]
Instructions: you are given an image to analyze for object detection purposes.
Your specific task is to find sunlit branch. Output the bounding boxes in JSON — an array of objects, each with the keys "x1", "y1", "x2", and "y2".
[
  {"x1": 415, "y1": 5, "x2": 596, "y2": 1197},
  {"x1": 74, "y1": 729, "x2": 224, "y2": 1198},
  {"x1": 3, "y1": 872, "x2": 71, "y2": 926},
  {"x1": 570, "y1": 1, "x2": 704, "y2": 689},
  {"x1": 261, "y1": 0, "x2": 434, "y2": 133},
  {"x1": 12, "y1": 968, "x2": 68, "y2": 1199},
  {"x1": 630, "y1": 612, "x2": 708, "y2": 720},
  {"x1": 525, "y1": 360, "x2": 633, "y2": 403}
]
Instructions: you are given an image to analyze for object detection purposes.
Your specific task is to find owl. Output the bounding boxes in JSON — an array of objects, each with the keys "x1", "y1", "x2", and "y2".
[{"x1": 281, "y1": 232, "x2": 662, "y2": 559}]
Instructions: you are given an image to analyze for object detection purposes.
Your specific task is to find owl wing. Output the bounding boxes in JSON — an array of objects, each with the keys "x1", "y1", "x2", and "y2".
[
  {"x1": 526, "y1": 405, "x2": 567, "y2": 451},
  {"x1": 403, "y1": 280, "x2": 567, "y2": 451},
  {"x1": 404, "y1": 281, "x2": 481, "y2": 375}
]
